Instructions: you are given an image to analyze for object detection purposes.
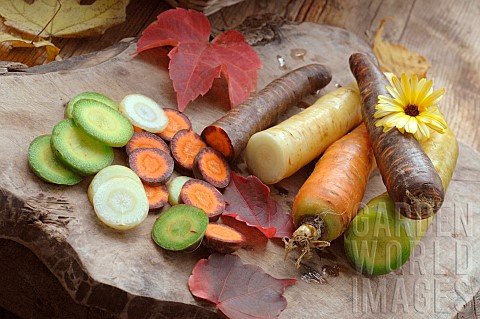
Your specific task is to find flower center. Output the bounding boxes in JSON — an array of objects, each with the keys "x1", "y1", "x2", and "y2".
[{"x1": 405, "y1": 104, "x2": 420, "y2": 116}]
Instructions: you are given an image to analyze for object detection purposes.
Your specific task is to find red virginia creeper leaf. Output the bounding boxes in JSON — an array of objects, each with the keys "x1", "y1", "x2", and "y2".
[
  {"x1": 222, "y1": 173, "x2": 294, "y2": 239},
  {"x1": 136, "y1": 8, "x2": 210, "y2": 51},
  {"x1": 221, "y1": 216, "x2": 268, "y2": 251},
  {"x1": 188, "y1": 253, "x2": 296, "y2": 319},
  {"x1": 136, "y1": 8, "x2": 262, "y2": 111},
  {"x1": 212, "y1": 31, "x2": 262, "y2": 107},
  {"x1": 168, "y1": 43, "x2": 221, "y2": 110}
]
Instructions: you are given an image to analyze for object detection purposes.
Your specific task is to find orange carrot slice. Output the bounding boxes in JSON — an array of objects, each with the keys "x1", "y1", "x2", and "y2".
[
  {"x1": 193, "y1": 147, "x2": 231, "y2": 189},
  {"x1": 170, "y1": 129, "x2": 206, "y2": 172},
  {"x1": 157, "y1": 108, "x2": 192, "y2": 142},
  {"x1": 133, "y1": 126, "x2": 144, "y2": 133},
  {"x1": 126, "y1": 131, "x2": 169, "y2": 155},
  {"x1": 180, "y1": 179, "x2": 225, "y2": 221},
  {"x1": 128, "y1": 148, "x2": 174, "y2": 185},
  {"x1": 143, "y1": 183, "x2": 169, "y2": 210},
  {"x1": 203, "y1": 223, "x2": 245, "y2": 254}
]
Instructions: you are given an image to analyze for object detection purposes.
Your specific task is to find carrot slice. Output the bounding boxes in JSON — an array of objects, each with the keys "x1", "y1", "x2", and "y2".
[
  {"x1": 170, "y1": 129, "x2": 206, "y2": 172},
  {"x1": 193, "y1": 147, "x2": 231, "y2": 189},
  {"x1": 180, "y1": 179, "x2": 225, "y2": 221},
  {"x1": 128, "y1": 148, "x2": 174, "y2": 185},
  {"x1": 143, "y1": 183, "x2": 169, "y2": 210},
  {"x1": 203, "y1": 223, "x2": 245, "y2": 254},
  {"x1": 151, "y1": 204, "x2": 208, "y2": 252},
  {"x1": 126, "y1": 131, "x2": 169, "y2": 155},
  {"x1": 167, "y1": 175, "x2": 192, "y2": 206},
  {"x1": 133, "y1": 126, "x2": 144, "y2": 133},
  {"x1": 157, "y1": 108, "x2": 192, "y2": 142}
]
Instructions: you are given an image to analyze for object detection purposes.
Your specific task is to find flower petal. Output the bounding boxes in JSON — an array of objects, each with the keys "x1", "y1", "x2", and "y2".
[
  {"x1": 395, "y1": 114, "x2": 410, "y2": 129},
  {"x1": 405, "y1": 117, "x2": 418, "y2": 134},
  {"x1": 390, "y1": 76, "x2": 407, "y2": 105},
  {"x1": 413, "y1": 78, "x2": 432, "y2": 107},
  {"x1": 386, "y1": 84, "x2": 403, "y2": 103},
  {"x1": 378, "y1": 95, "x2": 406, "y2": 109},
  {"x1": 383, "y1": 112, "x2": 407, "y2": 127},
  {"x1": 417, "y1": 121, "x2": 431, "y2": 140},
  {"x1": 419, "y1": 87, "x2": 445, "y2": 109},
  {"x1": 410, "y1": 74, "x2": 419, "y2": 102},
  {"x1": 401, "y1": 74, "x2": 412, "y2": 105}
]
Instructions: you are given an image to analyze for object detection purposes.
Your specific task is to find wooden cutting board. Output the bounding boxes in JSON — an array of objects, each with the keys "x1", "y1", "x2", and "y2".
[{"x1": 1, "y1": 22, "x2": 479, "y2": 319}]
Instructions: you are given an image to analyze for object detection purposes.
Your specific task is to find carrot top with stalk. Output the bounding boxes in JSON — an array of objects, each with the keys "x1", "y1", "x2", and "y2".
[{"x1": 349, "y1": 53, "x2": 444, "y2": 220}]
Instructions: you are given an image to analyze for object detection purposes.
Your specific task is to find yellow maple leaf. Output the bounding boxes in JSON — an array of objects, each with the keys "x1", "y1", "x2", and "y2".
[
  {"x1": 0, "y1": 0, "x2": 130, "y2": 38},
  {"x1": 373, "y1": 18, "x2": 429, "y2": 78},
  {"x1": 0, "y1": 31, "x2": 59, "y2": 62}
]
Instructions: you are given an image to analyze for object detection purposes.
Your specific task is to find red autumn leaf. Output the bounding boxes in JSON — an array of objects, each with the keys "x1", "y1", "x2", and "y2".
[
  {"x1": 221, "y1": 216, "x2": 268, "y2": 251},
  {"x1": 222, "y1": 173, "x2": 294, "y2": 239},
  {"x1": 188, "y1": 253, "x2": 296, "y2": 319},
  {"x1": 136, "y1": 8, "x2": 262, "y2": 112}
]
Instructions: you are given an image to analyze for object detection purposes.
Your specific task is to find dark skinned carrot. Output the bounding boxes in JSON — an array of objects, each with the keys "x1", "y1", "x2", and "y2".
[
  {"x1": 170, "y1": 129, "x2": 207, "y2": 172},
  {"x1": 180, "y1": 179, "x2": 225, "y2": 221},
  {"x1": 193, "y1": 147, "x2": 231, "y2": 189},
  {"x1": 128, "y1": 148, "x2": 174, "y2": 186},
  {"x1": 143, "y1": 183, "x2": 169, "y2": 210},
  {"x1": 344, "y1": 127, "x2": 458, "y2": 275},
  {"x1": 126, "y1": 131, "x2": 170, "y2": 155},
  {"x1": 349, "y1": 53, "x2": 444, "y2": 219},
  {"x1": 203, "y1": 223, "x2": 245, "y2": 254},
  {"x1": 157, "y1": 108, "x2": 192, "y2": 142},
  {"x1": 284, "y1": 124, "x2": 375, "y2": 267},
  {"x1": 201, "y1": 64, "x2": 332, "y2": 161}
]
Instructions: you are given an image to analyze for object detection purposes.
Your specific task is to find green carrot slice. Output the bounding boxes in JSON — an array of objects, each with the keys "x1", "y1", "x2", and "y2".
[{"x1": 151, "y1": 204, "x2": 208, "y2": 252}]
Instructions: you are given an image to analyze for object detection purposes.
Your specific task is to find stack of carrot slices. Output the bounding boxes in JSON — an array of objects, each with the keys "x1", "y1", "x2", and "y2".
[{"x1": 123, "y1": 102, "x2": 244, "y2": 253}]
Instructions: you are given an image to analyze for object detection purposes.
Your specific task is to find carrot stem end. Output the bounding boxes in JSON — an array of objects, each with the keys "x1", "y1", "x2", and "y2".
[{"x1": 283, "y1": 219, "x2": 330, "y2": 268}]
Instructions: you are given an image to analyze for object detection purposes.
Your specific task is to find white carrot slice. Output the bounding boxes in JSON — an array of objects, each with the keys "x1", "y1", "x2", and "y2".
[
  {"x1": 87, "y1": 165, "x2": 142, "y2": 204},
  {"x1": 92, "y1": 176, "x2": 149, "y2": 230},
  {"x1": 119, "y1": 94, "x2": 168, "y2": 133},
  {"x1": 166, "y1": 175, "x2": 192, "y2": 206}
]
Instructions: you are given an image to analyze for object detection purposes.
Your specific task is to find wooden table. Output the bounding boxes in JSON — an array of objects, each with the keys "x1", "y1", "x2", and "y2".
[{"x1": 1, "y1": 0, "x2": 478, "y2": 318}]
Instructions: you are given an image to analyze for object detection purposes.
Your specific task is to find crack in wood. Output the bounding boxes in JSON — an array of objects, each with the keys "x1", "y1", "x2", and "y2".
[{"x1": 399, "y1": 0, "x2": 417, "y2": 42}]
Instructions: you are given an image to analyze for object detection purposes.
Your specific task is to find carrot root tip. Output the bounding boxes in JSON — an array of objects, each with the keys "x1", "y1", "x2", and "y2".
[
  {"x1": 283, "y1": 222, "x2": 330, "y2": 268},
  {"x1": 404, "y1": 190, "x2": 439, "y2": 220}
]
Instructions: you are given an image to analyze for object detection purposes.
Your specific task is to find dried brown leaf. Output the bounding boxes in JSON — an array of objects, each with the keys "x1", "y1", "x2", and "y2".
[
  {"x1": 373, "y1": 18, "x2": 429, "y2": 78},
  {"x1": 0, "y1": 31, "x2": 59, "y2": 62},
  {"x1": 0, "y1": 0, "x2": 129, "y2": 38}
]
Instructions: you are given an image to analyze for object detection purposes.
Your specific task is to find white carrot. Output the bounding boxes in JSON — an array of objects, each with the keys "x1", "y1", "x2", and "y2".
[{"x1": 245, "y1": 83, "x2": 362, "y2": 184}]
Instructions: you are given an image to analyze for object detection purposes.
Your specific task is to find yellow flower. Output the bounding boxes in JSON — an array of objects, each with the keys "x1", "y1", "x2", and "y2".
[{"x1": 374, "y1": 74, "x2": 447, "y2": 140}]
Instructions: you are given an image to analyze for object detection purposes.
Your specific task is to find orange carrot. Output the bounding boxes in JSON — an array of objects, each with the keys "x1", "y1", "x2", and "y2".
[
  {"x1": 126, "y1": 131, "x2": 169, "y2": 155},
  {"x1": 157, "y1": 108, "x2": 192, "y2": 142},
  {"x1": 203, "y1": 223, "x2": 245, "y2": 254},
  {"x1": 284, "y1": 124, "x2": 374, "y2": 266},
  {"x1": 201, "y1": 64, "x2": 332, "y2": 161},
  {"x1": 143, "y1": 183, "x2": 169, "y2": 210},
  {"x1": 180, "y1": 179, "x2": 225, "y2": 221},
  {"x1": 193, "y1": 147, "x2": 231, "y2": 189},
  {"x1": 349, "y1": 53, "x2": 444, "y2": 219},
  {"x1": 128, "y1": 148, "x2": 174, "y2": 185},
  {"x1": 133, "y1": 126, "x2": 144, "y2": 133},
  {"x1": 170, "y1": 129, "x2": 206, "y2": 172}
]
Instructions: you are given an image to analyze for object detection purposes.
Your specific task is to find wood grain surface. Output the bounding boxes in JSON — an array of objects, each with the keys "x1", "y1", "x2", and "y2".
[{"x1": 0, "y1": 0, "x2": 478, "y2": 318}]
